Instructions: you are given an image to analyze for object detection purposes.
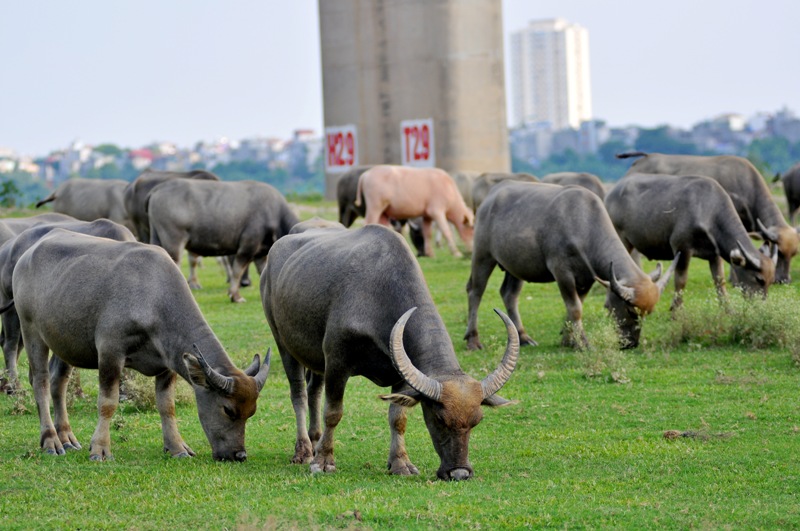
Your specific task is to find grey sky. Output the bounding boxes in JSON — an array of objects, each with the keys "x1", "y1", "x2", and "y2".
[{"x1": 1, "y1": 1, "x2": 797, "y2": 157}]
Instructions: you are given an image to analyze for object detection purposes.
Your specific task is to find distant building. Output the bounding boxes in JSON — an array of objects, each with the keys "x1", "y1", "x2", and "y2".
[{"x1": 509, "y1": 18, "x2": 592, "y2": 130}]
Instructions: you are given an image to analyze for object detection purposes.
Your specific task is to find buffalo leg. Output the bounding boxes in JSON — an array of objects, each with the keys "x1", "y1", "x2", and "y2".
[
  {"x1": 310, "y1": 366, "x2": 348, "y2": 474},
  {"x1": 187, "y1": 252, "x2": 203, "y2": 290},
  {"x1": 556, "y1": 277, "x2": 588, "y2": 348},
  {"x1": 24, "y1": 338, "x2": 63, "y2": 455},
  {"x1": 306, "y1": 371, "x2": 324, "y2": 445},
  {"x1": 709, "y1": 256, "x2": 729, "y2": 303},
  {"x1": 431, "y1": 212, "x2": 462, "y2": 258},
  {"x1": 88, "y1": 353, "x2": 124, "y2": 461},
  {"x1": 227, "y1": 256, "x2": 252, "y2": 303},
  {"x1": 387, "y1": 400, "x2": 419, "y2": 475},
  {"x1": 421, "y1": 219, "x2": 435, "y2": 257},
  {"x1": 1, "y1": 310, "x2": 22, "y2": 393},
  {"x1": 155, "y1": 370, "x2": 196, "y2": 457},
  {"x1": 50, "y1": 356, "x2": 81, "y2": 450},
  {"x1": 282, "y1": 351, "x2": 314, "y2": 464},
  {"x1": 464, "y1": 252, "x2": 498, "y2": 350},
  {"x1": 499, "y1": 272, "x2": 538, "y2": 347},
  {"x1": 670, "y1": 251, "x2": 692, "y2": 311}
]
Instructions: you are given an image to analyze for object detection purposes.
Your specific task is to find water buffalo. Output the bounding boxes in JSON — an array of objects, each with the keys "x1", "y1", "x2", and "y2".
[
  {"x1": 465, "y1": 181, "x2": 676, "y2": 349},
  {"x1": 261, "y1": 224, "x2": 519, "y2": 481},
  {"x1": 35, "y1": 178, "x2": 134, "y2": 231},
  {"x1": 605, "y1": 173, "x2": 775, "y2": 310},
  {"x1": 471, "y1": 172, "x2": 538, "y2": 213},
  {"x1": 148, "y1": 179, "x2": 298, "y2": 302},
  {"x1": 780, "y1": 162, "x2": 800, "y2": 224},
  {"x1": 336, "y1": 165, "x2": 425, "y2": 256},
  {"x1": 0, "y1": 213, "x2": 76, "y2": 246},
  {"x1": 122, "y1": 169, "x2": 226, "y2": 286},
  {"x1": 0, "y1": 219, "x2": 136, "y2": 393},
  {"x1": 355, "y1": 165, "x2": 474, "y2": 258},
  {"x1": 6, "y1": 230, "x2": 270, "y2": 460},
  {"x1": 540, "y1": 172, "x2": 606, "y2": 199},
  {"x1": 619, "y1": 152, "x2": 798, "y2": 283}
]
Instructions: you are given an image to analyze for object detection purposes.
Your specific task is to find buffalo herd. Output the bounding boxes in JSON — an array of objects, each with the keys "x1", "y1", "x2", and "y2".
[{"x1": 0, "y1": 153, "x2": 796, "y2": 481}]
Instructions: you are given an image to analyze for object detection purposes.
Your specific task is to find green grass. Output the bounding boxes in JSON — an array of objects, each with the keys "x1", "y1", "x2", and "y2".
[{"x1": 2, "y1": 203, "x2": 800, "y2": 529}]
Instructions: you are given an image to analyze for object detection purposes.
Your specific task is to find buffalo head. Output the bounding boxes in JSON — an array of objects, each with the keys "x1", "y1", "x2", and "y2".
[
  {"x1": 756, "y1": 219, "x2": 797, "y2": 284},
  {"x1": 729, "y1": 239, "x2": 775, "y2": 297},
  {"x1": 598, "y1": 256, "x2": 678, "y2": 349},
  {"x1": 183, "y1": 345, "x2": 271, "y2": 461},
  {"x1": 380, "y1": 308, "x2": 519, "y2": 481}
]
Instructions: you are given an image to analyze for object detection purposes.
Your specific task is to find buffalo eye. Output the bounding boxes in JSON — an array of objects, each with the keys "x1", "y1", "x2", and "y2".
[{"x1": 223, "y1": 406, "x2": 238, "y2": 420}]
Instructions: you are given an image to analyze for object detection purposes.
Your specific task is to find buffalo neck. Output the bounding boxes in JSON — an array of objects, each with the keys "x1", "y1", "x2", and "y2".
[{"x1": 395, "y1": 302, "x2": 464, "y2": 379}]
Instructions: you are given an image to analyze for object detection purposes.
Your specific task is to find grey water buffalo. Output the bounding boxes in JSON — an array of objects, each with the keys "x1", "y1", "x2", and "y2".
[
  {"x1": 605, "y1": 173, "x2": 775, "y2": 309},
  {"x1": 471, "y1": 172, "x2": 538, "y2": 213},
  {"x1": 261, "y1": 224, "x2": 519, "y2": 480},
  {"x1": 34, "y1": 178, "x2": 134, "y2": 231},
  {"x1": 540, "y1": 172, "x2": 606, "y2": 199},
  {"x1": 780, "y1": 162, "x2": 800, "y2": 224},
  {"x1": 619, "y1": 152, "x2": 798, "y2": 283},
  {"x1": 7, "y1": 230, "x2": 270, "y2": 460},
  {"x1": 0, "y1": 213, "x2": 75, "y2": 246},
  {"x1": 0, "y1": 219, "x2": 135, "y2": 393},
  {"x1": 465, "y1": 182, "x2": 676, "y2": 350},
  {"x1": 336, "y1": 165, "x2": 425, "y2": 256},
  {"x1": 148, "y1": 179, "x2": 298, "y2": 302},
  {"x1": 355, "y1": 165, "x2": 475, "y2": 257}
]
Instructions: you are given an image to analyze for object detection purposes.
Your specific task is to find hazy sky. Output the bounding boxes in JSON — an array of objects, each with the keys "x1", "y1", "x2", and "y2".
[{"x1": 1, "y1": 1, "x2": 797, "y2": 157}]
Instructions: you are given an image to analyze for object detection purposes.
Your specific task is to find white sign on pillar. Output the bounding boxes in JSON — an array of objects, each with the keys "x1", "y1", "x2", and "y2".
[
  {"x1": 324, "y1": 124, "x2": 358, "y2": 173},
  {"x1": 400, "y1": 118, "x2": 435, "y2": 167}
]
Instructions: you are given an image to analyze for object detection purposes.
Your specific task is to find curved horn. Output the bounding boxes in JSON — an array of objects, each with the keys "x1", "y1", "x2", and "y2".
[
  {"x1": 254, "y1": 349, "x2": 271, "y2": 393},
  {"x1": 480, "y1": 309, "x2": 520, "y2": 399},
  {"x1": 655, "y1": 252, "x2": 681, "y2": 293},
  {"x1": 192, "y1": 343, "x2": 234, "y2": 395},
  {"x1": 389, "y1": 308, "x2": 443, "y2": 402},
  {"x1": 735, "y1": 240, "x2": 762, "y2": 270},
  {"x1": 648, "y1": 262, "x2": 663, "y2": 282},
  {"x1": 607, "y1": 263, "x2": 636, "y2": 303},
  {"x1": 757, "y1": 219, "x2": 780, "y2": 244}
]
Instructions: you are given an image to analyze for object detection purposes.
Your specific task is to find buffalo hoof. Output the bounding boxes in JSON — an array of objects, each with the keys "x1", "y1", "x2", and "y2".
[
  {"x1": 465, "y1": 334, "x2": 483, "y2": 351},
  {"x1": 89, "y1": 452, "x2": 114, "y2": 462},
  {"x1": 188, "y1": 281, "x2": 202, "y2": 290},
  {"x1": 172, "y1": 451, "x2": 192, "y2": 458},
  {"x1": 388, "y1": 460, "x2": 419, "y2": 476},
  {"x1": 240, "y1": 278, "x2": 252, "y2": 287},
  {"x1": 61, "y1": 441, "x2": 81, "y2": 451},
  {"x1": 229, "y1": 294, "x2": 246, "y2": 303},
  {"x1": 43, "y1": 447, "x2": 65, "y2": 456},
  {"x1": 519, "y1": 334, "x2": 538, "y2": 347},
  {"x1": 310, "y1": 462, "x2": 336, "y2": 474}
]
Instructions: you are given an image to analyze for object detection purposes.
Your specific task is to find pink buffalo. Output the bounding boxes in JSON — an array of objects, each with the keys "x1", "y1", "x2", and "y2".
[{"x1": 355, "y1": 165, "x2": 474, "y2": 257}]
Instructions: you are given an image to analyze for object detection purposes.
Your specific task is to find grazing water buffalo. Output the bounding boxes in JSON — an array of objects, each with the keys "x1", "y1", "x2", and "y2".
[
  {"x1": 605, "y1": 173, "x2": 775, "y2": 309},
  {"x1": 0, "y1": 213, "x2": 76, "y2": 245},
  {"x1": 780, "y1": 162, "x2": 800, "y2": 224},
  {"x1": 619, "y1": 152, "x2": 798, "y2": 283},
  {"x1": 261, "y1": 224, "x2": 519, "y2": 480},
  {"x1": 7, "y1": 230, "x2": 270, "y2": 460},
  {"x1": 465, "y1": 182, "x2": 676, "y2": 349},
  {"x1": 148, "y1": 179, "x2": 298, "y2": 302},
  {"x1": 355, "y1": 165, "x2": 474, "y2": 258},
  {"x1": 0, "y1": 219, "x2": 135, "y2": 393},
  {"x1": 35, "y1": 178, "x2": 134, "y2": 232},
  {"x1": 540, "y1": 172, "x2": 606, "y2": 199},
  {"x1": 471, "y1": 172, "x2": 538, "y2": 213}
]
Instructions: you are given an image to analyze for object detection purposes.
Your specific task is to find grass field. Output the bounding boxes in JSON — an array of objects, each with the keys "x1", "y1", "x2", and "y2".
[{"x1": 1, "y1": 201, "x2": 800, "y2": 529}]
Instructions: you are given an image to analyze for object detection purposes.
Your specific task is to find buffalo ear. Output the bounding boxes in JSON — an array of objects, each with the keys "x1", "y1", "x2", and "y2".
[
  {"x1": 482, "y1": 394, "x2": 518, "y2": 407},
  {"x1": 379, "y1": 390, "x2": 422, "y2": 408},
  {"x1": 183, "y1": 353, "x2": 208, "y2": 388}
]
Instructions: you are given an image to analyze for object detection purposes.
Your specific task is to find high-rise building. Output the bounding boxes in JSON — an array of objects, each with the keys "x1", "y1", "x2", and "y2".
[{"x1": 510, "y1": 18, "x2": 592, "y2": 130}]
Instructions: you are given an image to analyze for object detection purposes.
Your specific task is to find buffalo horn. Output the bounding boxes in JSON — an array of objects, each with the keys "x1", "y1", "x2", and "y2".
[
  {"x1": 254, "y1": 349, "x2": 271, "y2": 393},
  {"x1": 756, "y1": 219, "x2": 780, "y2": 244},
  {"x1": 736, "y1": 240, "x2": 762, "y2": 270},
  {"x1": 480, "y1": 309, "x2": 520, "y2": 399},
  {"x1": 608, "y1": 263, "x2": 636, "y2": 303},
  {"x1": 192, "y1": 344, "x2": 234, "y2": 395},
  {"x1": 389, "y1": 307, "x2": 443, "y2": 402}
]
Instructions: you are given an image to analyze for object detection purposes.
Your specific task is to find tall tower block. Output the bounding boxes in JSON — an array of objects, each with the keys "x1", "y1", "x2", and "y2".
[{"x1": 319, "y1": 0, "x2": 509, "y2": 198}]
